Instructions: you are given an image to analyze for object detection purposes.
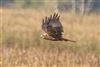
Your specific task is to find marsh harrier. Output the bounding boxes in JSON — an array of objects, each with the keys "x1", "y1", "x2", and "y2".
[{"x1": 41, "y1": 13, "x2": 75, "y2": 42}]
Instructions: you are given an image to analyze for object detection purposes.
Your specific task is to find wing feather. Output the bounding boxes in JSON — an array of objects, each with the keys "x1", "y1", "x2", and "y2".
[{"x1": 42, "y1": 13, "x2": 63, "y2": 38}]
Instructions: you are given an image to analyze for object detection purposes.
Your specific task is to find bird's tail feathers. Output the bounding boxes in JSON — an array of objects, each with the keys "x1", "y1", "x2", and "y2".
[{"x1": 62, "y1": 38, "x2": 76, "y2": 42}]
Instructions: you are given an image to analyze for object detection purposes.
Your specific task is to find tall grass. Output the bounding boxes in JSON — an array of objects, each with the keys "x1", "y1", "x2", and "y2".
[{"x1": 1, "y1": 8, "x2": 100, "y2": 67}]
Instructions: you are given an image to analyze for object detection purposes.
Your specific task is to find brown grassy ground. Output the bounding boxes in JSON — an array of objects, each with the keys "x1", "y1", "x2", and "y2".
[{"x1": 0, "y1": 8, "x2": 100, "y2": 67}]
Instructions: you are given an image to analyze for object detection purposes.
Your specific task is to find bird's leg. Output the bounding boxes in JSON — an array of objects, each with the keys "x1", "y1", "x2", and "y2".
[{"x1": 47, "y1": 35, "x2": 56, "y2": 40}]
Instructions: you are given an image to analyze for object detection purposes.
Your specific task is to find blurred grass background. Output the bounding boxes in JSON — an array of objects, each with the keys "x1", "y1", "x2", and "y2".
[
  {"x1": 0, "y1": 0, "x2": 100, "y2": 66},
  {"x1": 0, "y1": 8, "x2": 100, "y2": 67}
]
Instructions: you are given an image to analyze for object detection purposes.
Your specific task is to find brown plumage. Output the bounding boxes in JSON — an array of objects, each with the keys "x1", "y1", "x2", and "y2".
[{"x1": 41, "y1": 13, "x2": 76, "y2": 42}]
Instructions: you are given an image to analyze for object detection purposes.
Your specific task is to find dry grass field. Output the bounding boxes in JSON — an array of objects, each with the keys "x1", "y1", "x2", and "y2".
[{"x1": 0, "y1": 8, "x2": 100, "y2": 67}]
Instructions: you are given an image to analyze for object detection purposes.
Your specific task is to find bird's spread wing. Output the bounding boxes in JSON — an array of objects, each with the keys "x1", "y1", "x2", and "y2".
[{"x1": 42, "y1": 13, "x2": 63, "y2": 38}]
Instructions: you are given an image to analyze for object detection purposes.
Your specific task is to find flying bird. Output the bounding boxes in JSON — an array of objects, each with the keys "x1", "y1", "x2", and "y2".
[{"x1": 41, "y1": 13, "x2": 75, "y2": 42}]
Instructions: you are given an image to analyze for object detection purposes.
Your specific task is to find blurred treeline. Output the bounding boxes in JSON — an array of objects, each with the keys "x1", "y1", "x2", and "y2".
[{"x1": 0, "y1": 0, "x2": 100, "y2": 13}]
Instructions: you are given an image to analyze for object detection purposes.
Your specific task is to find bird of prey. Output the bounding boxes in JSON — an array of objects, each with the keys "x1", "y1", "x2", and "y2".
[{"x1": 41, "y1": 13, "x2": 75, "y2": 42}]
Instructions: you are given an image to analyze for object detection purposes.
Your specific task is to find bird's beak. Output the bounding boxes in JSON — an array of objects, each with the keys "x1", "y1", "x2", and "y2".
[{"x1": 40, "y1": 34, "x2": 44, "y2": 38}]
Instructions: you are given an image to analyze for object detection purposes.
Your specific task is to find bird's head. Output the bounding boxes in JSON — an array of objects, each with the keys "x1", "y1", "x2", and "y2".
[
  {"x1": 40, "y1": 33, "x2": 48, "y2": 39},
  {"x1": 41, "y1": 33, "x2": 56, "y2": 40}
]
